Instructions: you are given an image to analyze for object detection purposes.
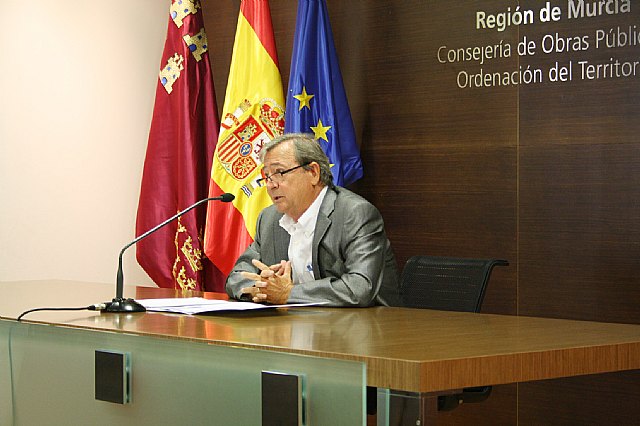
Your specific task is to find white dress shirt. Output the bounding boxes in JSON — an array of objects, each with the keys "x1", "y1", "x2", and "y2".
[{"x1": 279, "y1": 186, "x2": 328, "y2": 284}]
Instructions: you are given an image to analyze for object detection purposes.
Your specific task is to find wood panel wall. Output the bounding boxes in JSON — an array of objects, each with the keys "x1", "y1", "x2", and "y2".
[{"x1": 203, "y1": 1, "x2": 640, "y2": 424}]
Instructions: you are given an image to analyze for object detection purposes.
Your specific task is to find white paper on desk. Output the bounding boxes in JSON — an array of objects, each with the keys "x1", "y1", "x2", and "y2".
[{"x1": 137, "y1": 297, "x2": 323, "y2": 315}]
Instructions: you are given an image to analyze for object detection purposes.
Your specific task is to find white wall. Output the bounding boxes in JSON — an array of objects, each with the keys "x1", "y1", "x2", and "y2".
[{"x1": 0, "y1": 0, "x2": 170, "y2": 286}]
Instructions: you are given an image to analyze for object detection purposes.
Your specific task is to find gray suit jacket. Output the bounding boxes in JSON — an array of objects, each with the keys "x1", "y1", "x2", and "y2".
[{"x1": 225, "y1": 186, "x2": 400, "y2": 306}]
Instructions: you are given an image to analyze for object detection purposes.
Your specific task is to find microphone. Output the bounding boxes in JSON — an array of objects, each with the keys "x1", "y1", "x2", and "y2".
[{"x1": 103, "y1": 193, "x2": 235, "y2": 313}]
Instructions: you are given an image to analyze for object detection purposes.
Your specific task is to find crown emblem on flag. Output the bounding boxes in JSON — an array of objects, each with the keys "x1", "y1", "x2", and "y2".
[
  {"x1": 159, "y1": 53, "x2": 185, "y2": 94},
  {"x1": 217, "y1": 99, "x2": 284, "y2": 181},
  {"x1": 260, "y1": 101, "x2": 285, "y2": 136},
  {"x1": 170, "y1": 0, "x2": 200, "y2": 28},
  {"x1": 171, "y1": 217, "x2": 203, "y2": 291},
  {"x1": 180, "y1": 235, "x2": 202, "y2": 273},
  {"x1": 183, "y1": 28, "x2": 208, "y2": 62}
]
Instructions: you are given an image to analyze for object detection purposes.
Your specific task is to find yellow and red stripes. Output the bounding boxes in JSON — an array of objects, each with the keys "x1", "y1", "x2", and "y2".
[{"x1": 204, "y1": 0, "x2": 284, "y2": 280}]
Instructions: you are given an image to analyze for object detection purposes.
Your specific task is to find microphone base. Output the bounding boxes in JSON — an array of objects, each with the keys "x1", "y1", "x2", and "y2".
[{"x1": 103, "y1": 298, "x2": 147, "y2": 313}]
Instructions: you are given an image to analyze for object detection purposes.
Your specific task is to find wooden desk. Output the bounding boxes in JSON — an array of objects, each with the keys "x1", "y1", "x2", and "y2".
[{"x1": 3, "y1": 280, "x2": 640, "y2": 425}]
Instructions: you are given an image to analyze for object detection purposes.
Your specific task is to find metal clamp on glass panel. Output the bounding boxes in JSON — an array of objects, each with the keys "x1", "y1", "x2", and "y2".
[
  {"x1": 95, "y1": 350, "x2": 131, "y2": 404},
  {"x1": 262, "y1": 371, "x2": 305, "y2": 426}
]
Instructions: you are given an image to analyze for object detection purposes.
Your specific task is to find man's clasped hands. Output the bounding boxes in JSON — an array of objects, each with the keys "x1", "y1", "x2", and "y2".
[{"x1": 240, "y1": 259, "x2": 295, "y2": 304}]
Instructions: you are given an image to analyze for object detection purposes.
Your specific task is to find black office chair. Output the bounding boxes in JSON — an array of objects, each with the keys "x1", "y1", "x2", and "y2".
[{"x1": 400, "y1": 255, "x2": 509, "y2": 411}]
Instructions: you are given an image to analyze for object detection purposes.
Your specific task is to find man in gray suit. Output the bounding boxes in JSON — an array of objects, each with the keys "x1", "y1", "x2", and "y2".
[{"x1": 226, "y1": 133, "x2": 399, "y2": 306}]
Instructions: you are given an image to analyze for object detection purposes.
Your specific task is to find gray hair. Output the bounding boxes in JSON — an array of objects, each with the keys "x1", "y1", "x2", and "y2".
[{"x1": 260, "y1": 133, "x2": 334, "y2": 187}]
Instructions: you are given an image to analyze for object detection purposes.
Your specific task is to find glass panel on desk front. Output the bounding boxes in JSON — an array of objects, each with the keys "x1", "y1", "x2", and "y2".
[
  {"x1": 0, "y1": 321, "x2": 14, "y2": 426},
  {"x1": 377, "y1": 388, "x2": 424, "y2": 426},
  {"x1": 4, "y1": 320, "x2": 365, "y2": 425}
]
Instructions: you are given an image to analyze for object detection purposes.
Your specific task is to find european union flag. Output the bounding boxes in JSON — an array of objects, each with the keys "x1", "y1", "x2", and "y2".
[{"x1": 284, "y1": 0, "x2": 363, "y2": 186}]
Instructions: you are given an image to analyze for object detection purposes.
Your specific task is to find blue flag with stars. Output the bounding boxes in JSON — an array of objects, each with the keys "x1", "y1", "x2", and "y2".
[{"x1": 284, "y1": 0, "x2": 363, "y2": 186}]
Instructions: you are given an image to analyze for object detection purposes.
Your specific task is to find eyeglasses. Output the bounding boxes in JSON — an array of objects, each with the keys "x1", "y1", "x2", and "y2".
[{"x1": 257, "y1": 162, "x2": 311, "y2": 186}]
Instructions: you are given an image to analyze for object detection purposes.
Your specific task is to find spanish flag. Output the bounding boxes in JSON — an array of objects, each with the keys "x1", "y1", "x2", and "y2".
[
  {"x1": 204, "y1": 0, "x2": 284, "y2": 284},
  {"x1": 136, "y1": 0, "x2": 220, "y2": 291}
]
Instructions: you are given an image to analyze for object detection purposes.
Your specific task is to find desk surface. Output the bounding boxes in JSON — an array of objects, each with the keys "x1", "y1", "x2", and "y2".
[{"x1": 2, "y1": 280, "x2": 640, "y2": 393}]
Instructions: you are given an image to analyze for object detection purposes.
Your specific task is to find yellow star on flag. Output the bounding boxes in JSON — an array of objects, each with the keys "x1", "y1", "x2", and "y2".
[
  {"x1": 310, "y1": 118, "x2": 331, "y2": 142},
  {"x1": 293, "y1": 86, "x2": 314, "y2": 110}
]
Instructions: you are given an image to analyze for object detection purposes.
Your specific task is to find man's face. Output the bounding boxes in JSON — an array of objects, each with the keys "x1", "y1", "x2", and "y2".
[{"x1": 262, "y1": 141, "x2": 318, "y2": 221}]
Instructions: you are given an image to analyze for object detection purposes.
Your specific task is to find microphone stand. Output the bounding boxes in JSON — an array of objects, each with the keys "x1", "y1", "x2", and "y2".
[{"x1": 103, "y1": 194, "x2": 234, "y2": 313}]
